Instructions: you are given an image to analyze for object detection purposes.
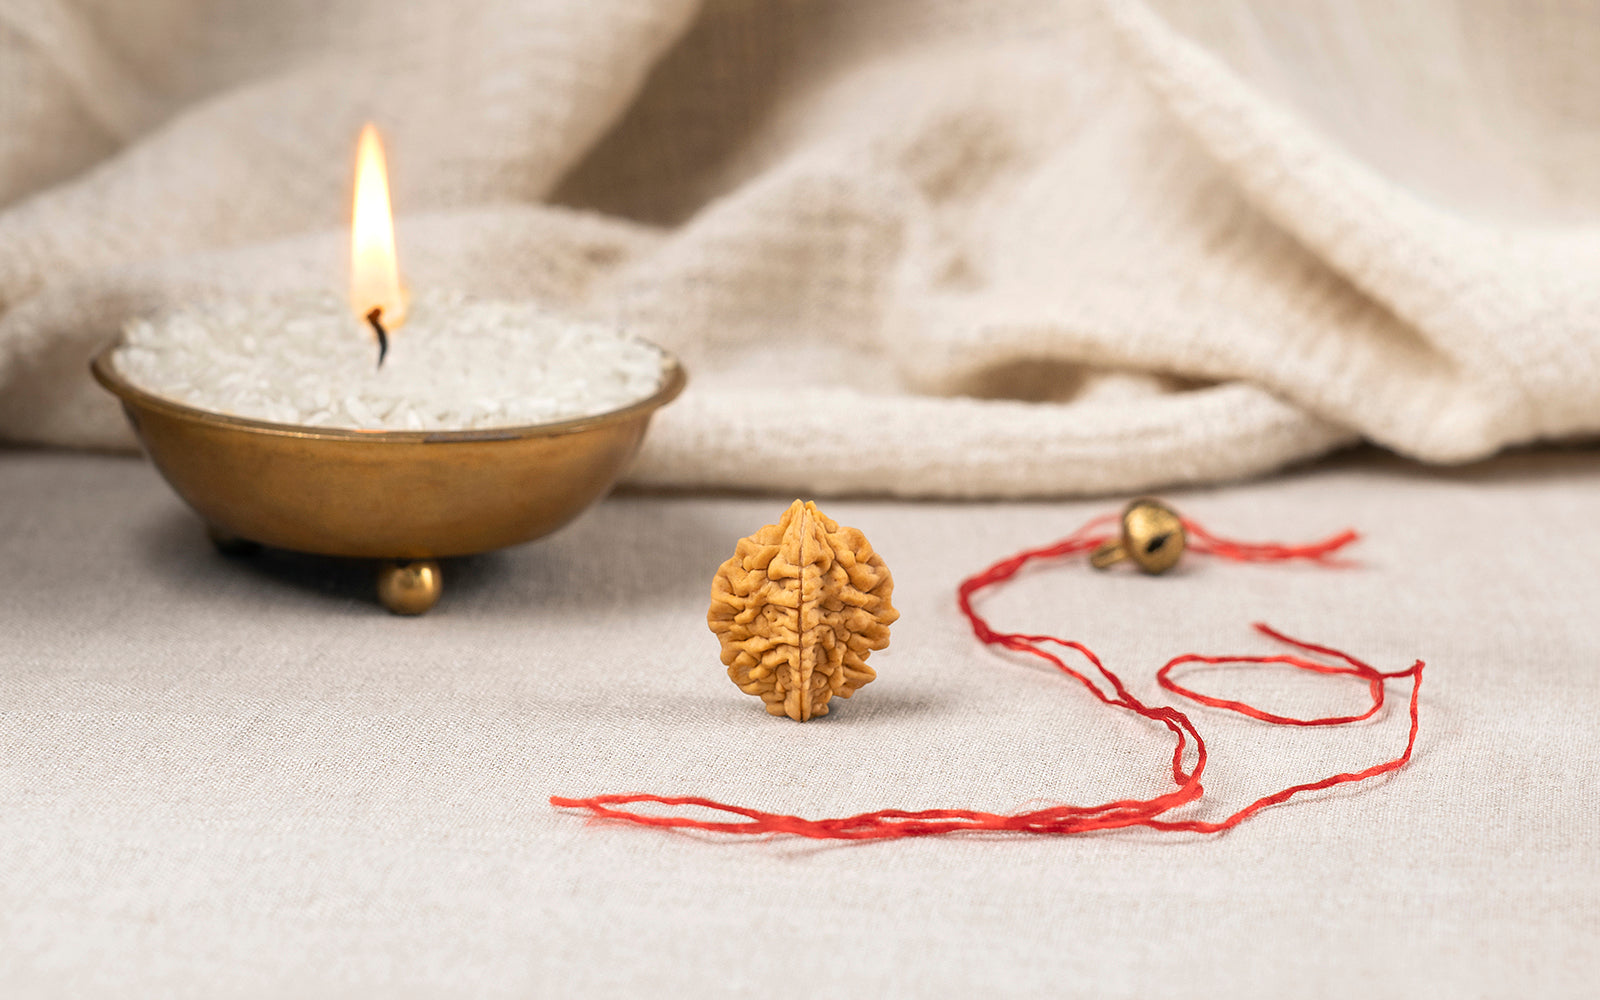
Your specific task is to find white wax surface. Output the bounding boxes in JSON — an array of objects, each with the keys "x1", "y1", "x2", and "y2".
[{"x1": 113, "y1": 293, "x2": 671, "y2": 431}]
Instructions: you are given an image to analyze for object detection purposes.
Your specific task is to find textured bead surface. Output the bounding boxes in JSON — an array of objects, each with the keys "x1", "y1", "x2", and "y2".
[{"x1": 708, "y1": 500, "x2": 897, "y2": 721}]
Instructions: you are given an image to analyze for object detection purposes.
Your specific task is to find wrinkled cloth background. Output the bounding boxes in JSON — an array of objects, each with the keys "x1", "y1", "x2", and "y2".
[{"x1": 2, "y1": 0, "x2": 1598, "y2": 496}]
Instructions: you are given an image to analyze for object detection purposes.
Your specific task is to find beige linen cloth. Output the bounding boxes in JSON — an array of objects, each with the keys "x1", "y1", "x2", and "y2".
[
  {"x1": 1, "y1": 0, "x2": 1597, "y2": 496},
  {"x1": 6, "y1": 449, "x2": 1600, "y2": 997}
]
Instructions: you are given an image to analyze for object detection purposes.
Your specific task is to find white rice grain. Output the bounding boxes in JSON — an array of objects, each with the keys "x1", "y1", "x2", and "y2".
[{"x1": 114, "y1": 292, "x2": 671, "y2": 431}]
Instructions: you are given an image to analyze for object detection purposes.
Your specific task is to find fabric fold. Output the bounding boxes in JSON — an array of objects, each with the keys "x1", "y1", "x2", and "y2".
[{"x1": 1, "y1": 0, "x2": 1594, "y2": 497}]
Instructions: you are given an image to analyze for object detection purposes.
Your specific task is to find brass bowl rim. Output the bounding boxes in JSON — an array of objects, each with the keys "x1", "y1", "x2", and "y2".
[{"x1": 91, "y1": 338, "x2": 686, "y2": 443}]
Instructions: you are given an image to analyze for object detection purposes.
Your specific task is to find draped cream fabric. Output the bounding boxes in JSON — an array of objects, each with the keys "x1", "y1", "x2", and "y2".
[{"x1": 2, "y1": 0, "x2": 1597, "y2": 496}]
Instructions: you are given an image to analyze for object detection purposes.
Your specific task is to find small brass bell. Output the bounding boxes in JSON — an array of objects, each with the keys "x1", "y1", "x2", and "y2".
[{"x1": 1090, "y1": 498, "x2": 1186, "y2": 575}]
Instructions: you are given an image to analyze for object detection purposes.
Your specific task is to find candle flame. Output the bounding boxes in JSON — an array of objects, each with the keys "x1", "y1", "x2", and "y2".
[{"x1": 351, "y1": 123, "x2": 407, "y2": 329}]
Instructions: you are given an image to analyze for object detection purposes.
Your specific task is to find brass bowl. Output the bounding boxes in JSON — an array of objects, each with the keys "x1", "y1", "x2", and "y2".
[{"x1": 92, "y1": 342, "x2": 685, "y2": 613}]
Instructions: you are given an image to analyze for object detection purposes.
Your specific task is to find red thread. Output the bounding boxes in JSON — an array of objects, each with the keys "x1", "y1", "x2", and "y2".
[{"x1": 551, "y1": 511, "x2": 1422, "y2": 840}]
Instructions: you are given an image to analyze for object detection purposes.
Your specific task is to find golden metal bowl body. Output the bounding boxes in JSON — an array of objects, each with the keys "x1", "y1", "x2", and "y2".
[{"x1": 91, "y1": 343, "x2": 685, "y2": 560}]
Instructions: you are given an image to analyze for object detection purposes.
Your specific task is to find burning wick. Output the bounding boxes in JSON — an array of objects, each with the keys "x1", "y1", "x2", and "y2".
[
  {"x1": 352, "y1": 123, "x2": 404, "y2": 369},
  {"x1": 366, "y1": 307, "x2": 389, "y2": 368}
]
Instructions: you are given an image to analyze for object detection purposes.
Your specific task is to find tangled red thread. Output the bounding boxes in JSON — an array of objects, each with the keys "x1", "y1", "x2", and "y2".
[{"x1": 551, "y1": 512, "x2": 1423, "y2": 840}]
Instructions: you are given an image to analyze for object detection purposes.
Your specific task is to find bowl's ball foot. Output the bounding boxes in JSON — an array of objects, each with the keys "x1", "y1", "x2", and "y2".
[
  {"x1": 377, "y1": 559, "x2": 442, "y2": 615},
  {"x1": 206, "y1": 524, "x2": 262, "y2": 556}
]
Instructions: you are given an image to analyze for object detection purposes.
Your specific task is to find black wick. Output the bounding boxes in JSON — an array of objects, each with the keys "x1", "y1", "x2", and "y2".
[{"x1": 366, "y1": 307, "x2": 389, "y2": 369}]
